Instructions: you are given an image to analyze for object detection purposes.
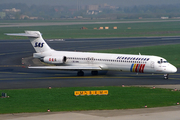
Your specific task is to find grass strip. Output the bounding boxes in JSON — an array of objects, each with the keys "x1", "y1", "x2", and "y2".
[
  {"x1": 1, "y1": 21, "x2": 180, "y2": 39},
  {"x1": 0, "y1": 86, "x2": 180, "y2": 114}
]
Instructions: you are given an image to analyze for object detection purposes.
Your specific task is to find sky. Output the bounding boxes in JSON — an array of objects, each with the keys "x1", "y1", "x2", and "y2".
[{"x1": 1, "y1": 0, "x2": 180, "y2": 7}]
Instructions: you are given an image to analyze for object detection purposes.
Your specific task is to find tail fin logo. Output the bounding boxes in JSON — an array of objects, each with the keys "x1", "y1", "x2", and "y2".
[{"x1": 34, "y1": 42, "x2": 44, "y2": 48}]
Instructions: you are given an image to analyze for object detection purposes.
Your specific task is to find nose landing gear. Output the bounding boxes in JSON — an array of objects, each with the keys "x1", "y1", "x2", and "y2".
[{"x1": 164, "y1": 74, "x2": 169, "y2": 79}]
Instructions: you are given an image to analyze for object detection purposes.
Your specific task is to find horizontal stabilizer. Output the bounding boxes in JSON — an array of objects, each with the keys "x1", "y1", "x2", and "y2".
[
  {"x1": 5, "y1": 33, "x2": 40, "y2": 38},
  {"x1": 28, "y1": 66, "x2": 102, "y2": 71},
  {"x1": 5, "y1": 31, "x2": 52, "y2": 53}
]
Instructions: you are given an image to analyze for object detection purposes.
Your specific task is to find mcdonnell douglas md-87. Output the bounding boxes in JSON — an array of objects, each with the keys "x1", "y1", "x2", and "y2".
[{"x1": 6, "y1": 31, "x2": 177, "y2": 79}]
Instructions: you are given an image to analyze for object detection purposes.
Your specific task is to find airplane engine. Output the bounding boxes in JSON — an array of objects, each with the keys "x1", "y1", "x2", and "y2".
[{"x1": 42, "y1": 56, "x2": 66, "y2": 64}]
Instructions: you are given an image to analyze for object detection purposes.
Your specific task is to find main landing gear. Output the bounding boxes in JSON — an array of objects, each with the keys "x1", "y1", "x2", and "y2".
[
  {"x1": 164, "y1": 74, "x2": 169, "y2": 79},
  {"x1": 77, "y1": 70, "x2": 84, "y2": 76},
  {"x1": 91, "y1": 71, "x2": 98, "y2": 76},
  {"x1": 77, "y1": 70, "x2": 99, "y2": 76}
]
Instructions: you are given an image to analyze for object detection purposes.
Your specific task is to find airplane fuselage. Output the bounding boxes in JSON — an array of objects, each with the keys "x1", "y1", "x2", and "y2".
[
  {"x1": 33, "y1": 50, "x2": 177, "y2": 74},
  {"x1": 6, "y1": 31, "x2": 177, "y2": 79}
]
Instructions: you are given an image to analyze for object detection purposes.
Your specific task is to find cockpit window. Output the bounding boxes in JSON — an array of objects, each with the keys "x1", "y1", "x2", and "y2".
[
  {"x1": 158, "y1": 60, "x2": 168, "y2": 64},
  {"x1": 160, "y1": 59, "x2": 163, "y2": 63}
]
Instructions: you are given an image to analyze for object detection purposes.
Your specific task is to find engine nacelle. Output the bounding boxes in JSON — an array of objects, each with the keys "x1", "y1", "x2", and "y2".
[{"x1": 43, "y1": 56, "x2": 66, "y2": 64}]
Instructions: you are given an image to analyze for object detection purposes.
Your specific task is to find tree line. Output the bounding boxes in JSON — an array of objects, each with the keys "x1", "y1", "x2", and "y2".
[{"x1": 1, "y1": 3, "x2": 180, "y2": 20}]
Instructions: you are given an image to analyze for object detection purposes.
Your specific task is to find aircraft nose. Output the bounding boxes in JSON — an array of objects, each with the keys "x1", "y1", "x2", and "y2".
[
  {"x1": 172, "y1": 66, "x2": 177, "y2": 73},
  {"x1": 170, "y1": 65, "x2": 177, "y2": 73}
]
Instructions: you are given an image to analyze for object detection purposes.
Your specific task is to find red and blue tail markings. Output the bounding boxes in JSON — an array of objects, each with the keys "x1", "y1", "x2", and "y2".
[{"x1": 130, "y1": 64, "x2": 145, "y2": 73}]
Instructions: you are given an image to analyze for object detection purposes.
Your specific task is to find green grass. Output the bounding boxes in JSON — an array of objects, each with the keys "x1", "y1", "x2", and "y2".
[
  {"x1": 1, "y1": 20, "x2": 180, "y2": 39},
  {"x1": 0, "y1": 86, "x2": 180, "y2": 114},
  {"x1": 95, "y1": 44, "x2": 180, "y2": 68}
]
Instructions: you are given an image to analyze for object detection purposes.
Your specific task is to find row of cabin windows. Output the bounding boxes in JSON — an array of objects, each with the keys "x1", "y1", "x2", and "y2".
[{"x1": 67, "y1": 57, "x2": 147, "y2": 63}]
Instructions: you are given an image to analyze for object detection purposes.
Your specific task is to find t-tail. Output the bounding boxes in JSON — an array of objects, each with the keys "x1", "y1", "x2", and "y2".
[{"x1": 6, "y1": 31, "x2": 52, "y2": 53}]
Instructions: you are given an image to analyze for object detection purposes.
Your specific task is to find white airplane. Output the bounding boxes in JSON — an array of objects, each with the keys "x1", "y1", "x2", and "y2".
[{"x1": 6, "y1": 31, "x2": 177, "y2": 79}]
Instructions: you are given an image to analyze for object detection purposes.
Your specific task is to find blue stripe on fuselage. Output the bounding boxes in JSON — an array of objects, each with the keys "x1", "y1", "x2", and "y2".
[{"x1": 130, "y1": 64, "x2": 134, "y2": 72}]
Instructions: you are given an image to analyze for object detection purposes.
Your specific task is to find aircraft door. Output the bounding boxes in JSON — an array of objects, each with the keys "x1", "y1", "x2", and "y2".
[
  {"x1": 91, "y1": 57, "x2": 94, "y2": 64},
  {"x1": 150, "y1": 61, "x2": 154, "y2": 68},
  {"x1": 87, "y1": 57, "x2": 94, "y2": 64}
]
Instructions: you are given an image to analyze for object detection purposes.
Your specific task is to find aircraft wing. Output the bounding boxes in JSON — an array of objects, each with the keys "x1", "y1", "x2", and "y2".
[{"x1": 28, "y1": 66, "x2": 102, "y2": 71}]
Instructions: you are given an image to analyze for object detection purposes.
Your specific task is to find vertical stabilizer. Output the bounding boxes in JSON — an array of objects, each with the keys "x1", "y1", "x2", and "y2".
[
  {"x1": 6, "y1": 31, "x2": 52, "y2": 53},
  {"x1": 25, "y1": 31, "x2": 51, "y2": 53}
]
